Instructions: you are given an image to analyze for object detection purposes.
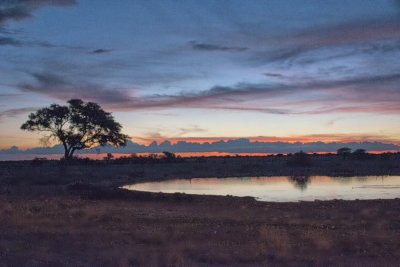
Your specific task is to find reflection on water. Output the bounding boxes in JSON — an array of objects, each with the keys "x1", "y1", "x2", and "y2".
[
  {"x1": 123, "y1": 176, "x2": 400, "y2": 202},
  {"x1": 288, "y1": 175, "x2": 310, "y2": 191}
]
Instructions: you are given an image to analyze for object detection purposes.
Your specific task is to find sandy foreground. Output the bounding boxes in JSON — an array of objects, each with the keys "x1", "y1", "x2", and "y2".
[{"x1": 0, "y1": 184, "x2": 399, "y2": 267}]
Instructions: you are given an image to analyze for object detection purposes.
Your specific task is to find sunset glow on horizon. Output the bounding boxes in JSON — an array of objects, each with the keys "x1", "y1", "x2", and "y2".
[{"x1": 132, "y1": 134, "x2": 400, "y2": 146}]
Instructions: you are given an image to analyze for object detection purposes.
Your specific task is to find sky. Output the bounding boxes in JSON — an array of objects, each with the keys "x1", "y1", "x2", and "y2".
[{"x1": 0, "y1": 0, "x2": 399, "y2": 149}]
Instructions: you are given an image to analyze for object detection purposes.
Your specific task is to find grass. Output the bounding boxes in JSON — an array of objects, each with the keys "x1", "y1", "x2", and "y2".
[
  {"x1": 1, "y1": 153, "x2": 400, "y2": 187},
  {"x1": 0, "y1": 154, "x2": 399, "y2": 266},
  {"x1": 1, "y1": 188, "x2": 399, "y2": 266}
]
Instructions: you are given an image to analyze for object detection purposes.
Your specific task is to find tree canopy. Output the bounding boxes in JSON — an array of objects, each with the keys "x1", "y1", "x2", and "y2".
[
  {"x1": 353, "y1": 148, "x2": 367, "y2": 155},
  {"x1": 337, "y1": 147, "x2": 351, "y2": 155},
  {"x1": 21, "y1": 99, "x2": 129, "y2": 159}
]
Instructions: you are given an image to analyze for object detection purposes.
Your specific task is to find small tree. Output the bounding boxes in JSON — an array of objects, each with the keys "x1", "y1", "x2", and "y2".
[
  {"x1": 162, "y1": 151, "x2": 176, "y2": 159},
  {"x1": 353, "y1": 148, "x2": 367, "y2": 160},
  {"x1": 21, "y1": 99, "x2": 129, "y2": 160},
  {"x1": 287, "y1": 150, "x2": 312, "y2": 167},
  {"x1": 337, "y1": 147, "x2": 351, "y2": 159},
  {"x1": 353, "y1": 148, "x2": 366, "y2": 155},
  {"x1": 104, "y1": 153, "x2": 114, "y2": 161}
]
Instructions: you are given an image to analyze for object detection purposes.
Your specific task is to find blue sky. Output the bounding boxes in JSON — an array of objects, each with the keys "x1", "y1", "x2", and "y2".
[{"x1": 0, "y1": 0, "x2": 399, "y2": 148}]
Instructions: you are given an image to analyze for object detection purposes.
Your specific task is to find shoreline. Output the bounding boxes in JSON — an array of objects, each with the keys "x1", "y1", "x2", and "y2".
[{"x1": 2, "y1": 154, "x2": 400, "y2": 188}]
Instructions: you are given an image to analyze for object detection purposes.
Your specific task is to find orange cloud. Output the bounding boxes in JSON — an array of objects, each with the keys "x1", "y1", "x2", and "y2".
[{"x1": 133, "y1": 134, "x2": 400, "y2": 146}]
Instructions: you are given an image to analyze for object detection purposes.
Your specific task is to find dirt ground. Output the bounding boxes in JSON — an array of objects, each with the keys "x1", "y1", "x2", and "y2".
[{"x1": 0, "y1": 185, "x2": 399, "y2": 267}]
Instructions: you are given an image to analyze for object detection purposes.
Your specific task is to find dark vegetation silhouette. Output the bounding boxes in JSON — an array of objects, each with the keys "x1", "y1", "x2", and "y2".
[
  {"x1": 104, "y1": 153, "x2": 114, "y2": 161},
  {"x1": 287, "y1": 150, "x2": 312, "y2": 167},
  {"x1": 16, "y1": 148, "x2": 397, "y2": 169},
  {"x1": 337, "y1": 147, "x2": 351, "y2": 159},
  {"x1": 288, "y1": 175, "x2": 310, "y2": 190},
  {"x1": 2, "y1": 152, "x2": 400, "y2": 188},
  {"x1": 353, "y1": 148, "x2": 366, "y2": 154},
  {"x1": 162, "y1": 151, "x2": 178, "y2": 162},
  {"x1": 352, "y1": 148, "x2": 367, "y2": 159},
  {"x1": 21, "y1": 99, "x2": 128, "y2": 160},
  {"x1": 335, "y1": 147, "x2": 372, "y2": 160}
]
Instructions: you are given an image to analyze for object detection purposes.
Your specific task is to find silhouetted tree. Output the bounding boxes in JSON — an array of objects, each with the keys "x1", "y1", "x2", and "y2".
[
  {"x1": 337, "y1": 147, "x2": 351, "y2": 159},
  {"x1": 21, "y1": 99, "x2": 129, "y2": 160},
  {"x1": 104, "y1": 153, "x2": 114, "y2": 161},
  {"x1": 353, "y1": 148, "x2": 366, "y2": 155},
  {"x1": 162, "y1": 151, "x2": 176, "y2": 160},
  {"x1": 287, "y1": 150, "x2": 312, "y2": 167},
  {"x1": 353, "y1": 148, "x2": 367, "y2": 159}
]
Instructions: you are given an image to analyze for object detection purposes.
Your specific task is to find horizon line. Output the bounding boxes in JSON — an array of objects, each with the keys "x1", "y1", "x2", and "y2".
[{"x1": 2, "y1": 137, "x2": 400, "y2": 152}]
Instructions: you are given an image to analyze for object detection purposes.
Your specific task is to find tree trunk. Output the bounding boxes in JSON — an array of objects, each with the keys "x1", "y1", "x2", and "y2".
[
  {"x1": 64, "y1": 150, "x2": 70, "y2": 160},
  {"x1": 62, "y1": 142, "x2": 71, "y2": 160},
  {"x1": 64, "y1": 146, "x2": 73, "y2": 160},
  {"x1": 69, "y1": 148, "x2": 76, "y2": 159}
]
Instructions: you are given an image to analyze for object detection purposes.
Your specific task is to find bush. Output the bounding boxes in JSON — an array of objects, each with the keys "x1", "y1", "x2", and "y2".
[
  {"x1": 353, "y1": 149, "x2": 368, "y2": 160},
  {"x1": 337, "y1": 147, "x2": 351, "y2": 159},
  {"x1": 31, "y1": 157, "x2": 48, "y2": 166},
  {"x1": 287, "y1": 151, "x2": 312, "y2": 167}
]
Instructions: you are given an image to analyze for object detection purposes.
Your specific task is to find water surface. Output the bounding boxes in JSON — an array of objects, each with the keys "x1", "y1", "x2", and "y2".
[{"x1": 124, "y1": 176, "x2": 400, "y2": 202}]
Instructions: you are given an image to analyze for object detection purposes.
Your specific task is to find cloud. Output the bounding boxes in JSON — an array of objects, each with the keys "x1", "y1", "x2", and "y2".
[
  {"x1": 0, "y1": 36, "x2": 21, "y2": 46},
  {"x1": 0, "y1": 93, "x2": 20, "y2": 98},
  {"x1": 249, "y1": 17, "x2": 400, "y2": 65},
  {"x1": 109, "y1": 84, "x2": 287, "y2": 112},
  {"x1": 0, "y1": 107, "x2": 36, "y2": 122},
  {"x1": 0, "y1": 0, "x2": 81, "y2": 49},
  {"x1": 3, "y1": 135, "x2": 399, "y2": 155},
  {"x1": 326, "y1": 118, "x2": 342, "y2": 127},
  {"x1": 106, "y1": 72, "x2": 400, "y2": 115},
  {"x1": 294, "y1": 18, "x2": 400, "y2": 47},
  {"x1": 90, "y1": 49, "x2": 113, "y2": 54},
  {"x1": 0, "y1": 29, "x2": 83, "y2": 48},
  {"x1": 157, "y1": 134, "x2": 400, "y2": 147},
  {"x1": 19, "y1": 72, "x2": 133, "y2": 105},
  {"x1": 263, "y1": 73, "x2": 284, "y2": 78},
  {"x1": 20, "y1": 70, "x2": 399, "y2": 116},
  {"x1": 189, "y1": 41, "x2": 248, "y2": 52},
  {"x1": 178, "y1": 126, "x2": 207, "y2": 136},
  {"x1": 0, "y1": 0, "x2": 77, "y2": 24}
]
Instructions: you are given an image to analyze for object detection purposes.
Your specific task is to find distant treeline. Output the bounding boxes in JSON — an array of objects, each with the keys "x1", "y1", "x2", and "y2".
[
  {"x1": 1, "y1": 139, "x2": 399, "y2": 156},
  {"x1": 22, "y1": 149, "x2": 400, "y2": 166}
]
